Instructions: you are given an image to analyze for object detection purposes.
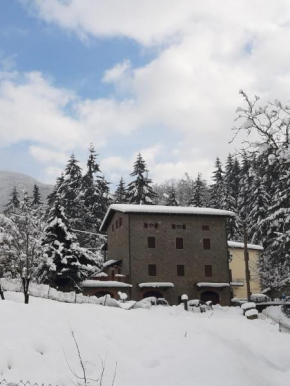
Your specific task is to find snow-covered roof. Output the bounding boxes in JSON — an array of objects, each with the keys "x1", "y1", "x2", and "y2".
[
  {"x1": 196, "y1": 282, "x2": 230, "y2": 288},
  {"x1": 228, "y1": 241, "x2": 263, "y2": 251},
  {"x1": 95, "y1": 272, "x2": 108, "y2": 277},
  {"x1": 100, "y1": 204, "x2": 235, "y2": 231},
  {"x1": 82, "y1": 280, "x2": 132, "y2": 288},
  {"x1": 138, "y1": 282, "x2": 174, "y2": 288},
  {"x1": 103, "y1": 259, "x2": 119, "y2": 268}
]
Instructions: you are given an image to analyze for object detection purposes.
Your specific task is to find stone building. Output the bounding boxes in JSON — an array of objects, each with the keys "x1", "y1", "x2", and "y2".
[{"x1": 83, "y1": 204, "x2": 235, "y2": 305}]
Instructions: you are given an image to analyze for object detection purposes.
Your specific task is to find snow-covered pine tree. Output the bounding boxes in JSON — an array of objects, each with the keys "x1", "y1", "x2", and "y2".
[
  {"x1": 188, "y1": 173, "x2": 208, "y2": 207},
  {"x1": 165, "y1": 186, "x2": 179, "y2": 206},
  {"x1": 40, "y1": 199, "x2": 100, "y2": 290},
  {"x1": 233, "y1": 91, "x2": 290, "y2": 289},
  {"x1": 127, "y1": 153, "x2": 158, "y2": 204},
  {"x1": 61, "y1": 154, "x2": 83, "y2": 222},
  {"x1": 209, "y1": 157, "x2": 225, "y2": 209},
  {"x1": 80, "y1": 145, "x2": 111, "y2": 245},
  {"x1": 238, "y1": 153, "x2": 255, "y2": 222},
  {"x1": 4, "y1": 186, "x2": 20, "y2": 214},
  {"x1": 222, "y1": 154, "x2": 241, "y2": 240},
  {"x1": 46, "y1": 173, "x2": 65, "y2": 208},
  {"x1": 31, "y1": 184, "x2": 43, "y2": 206},
  {"x1": 114, "y1": 177, "x2": 127, "y2": 203},
  {"x1": 248, "y1": 168, "x2": 270, "y2": 244}
]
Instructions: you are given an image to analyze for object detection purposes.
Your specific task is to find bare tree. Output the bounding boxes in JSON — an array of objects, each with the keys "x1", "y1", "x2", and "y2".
[{"x1": 65, "y1": 330, "x2": 117, "y2": 386}]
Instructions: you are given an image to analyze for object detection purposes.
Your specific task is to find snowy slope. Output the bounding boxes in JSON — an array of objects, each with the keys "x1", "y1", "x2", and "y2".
[
  {"x1": 0, "y1": 171, "x2": 53, "y2": 210},
  {"x1": 1, "y1": 293, "x2": 290, "y2": 386}
]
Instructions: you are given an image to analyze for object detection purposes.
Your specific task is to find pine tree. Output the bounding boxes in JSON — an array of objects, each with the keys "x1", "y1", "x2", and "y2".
[
  {"x1": 62, "y1": 154, "x2": 83, "y2": 220},
  {"x1": 31, "y1": 184, "x2": 43, "y2": 206},
  {"x1": 40, "y1": 200, "x2": 100, "y2": 289},
  {"x1": 127, "y1": 153, "x2": 158, "y2": 204},
  {"x1": 165, "y1": 187, "x2": 179, "y2": 206},
  {"x1": 233, "y1": 91, "x2": 290, "y2": 289},
  {"x1": 223, "y1": 154, "x2": 241, "y2": 240},
  {"x1": 188, "y1": 173, "x2": 208, "y2": 207},
  {"x1": 47, "y1": 173, "x2": 65, "y2": 208},
  {"x1": 79, "y1": 145, "x2": 111, "y2": 247},
  {"x1": 209, "y1": 157, "x2": 225, "y2": 209},
  {"x1": 248, "y1": 170, "x2": 270, "y2": 244},
  {"x1": 114, "y1": 177, "x2": 127, "y2": 203},
  {"x1": 4, "y1": 187, "x2": 20, "y2": 214},
  {"x1": 238, "y1": 153, "x2": 255, "y2": 222}
]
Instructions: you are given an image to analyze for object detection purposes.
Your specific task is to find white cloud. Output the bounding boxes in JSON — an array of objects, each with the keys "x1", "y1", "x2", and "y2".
[
  {"x1": 29, "y1": 146, "x2": 68, "y2": 164},
  {"x1": 102, "y1": 60, "x2": 131, "y2": 84},
  {"x1": 7, "y1": 1, "x2": 290, "y2": 184},
  {"x1": 43, "y1": 165, "x2": 64, "y2": 183}
]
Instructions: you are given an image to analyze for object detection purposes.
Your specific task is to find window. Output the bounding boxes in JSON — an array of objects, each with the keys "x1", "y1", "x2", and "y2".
[
  {"x1": 112, "y1": 269, "x2": 115, "y2": 278},
  {"x1": 119, "y1": 217, "x2": 122, "y2": 227},
  {"x1": 177, "y1": 265, "x2": 185, "y2": 276},
  {"x1": 145, "y1": 223, "x2": 158, "y2": 229},
  {"x1": 203, "y1": 238, "x2": 211, "y2": 250},
  {"x1": 148, "y1": 237, "x2": 156, "y2": 248},
  {"x1": 148, "y1": 264, "x2": 156, "y2": 276},
  {"x1": 172, "y1": 224, "x2": 186, "y2": 229},
  {"x1": 202, "y1": 225, "x2": 209, "y2": 231},
  {"x1": 176, "y1": 237, "x2": 183, "y2": 249},
  {"x1": 205, "y1": 265, "x2": 212, "y2": 277}
]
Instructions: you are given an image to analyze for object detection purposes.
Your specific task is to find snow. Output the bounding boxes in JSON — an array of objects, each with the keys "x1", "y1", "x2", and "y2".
[
  {"x1": 187, "y1": 299, "x2": 201, "y2": 306},
  {"x1": 228, "y1": 240, "x2": 264, "y2": 251},
  {"x1": 138, "y1": 282, "x2": 174, "y2": 288},
  {"x1": 95, "y1": 272, "x2": 108, "y2": 277},
  {"x1": 1, "y1": 292, "x2": 290, "y2": 386},
  {"x1": 100, "y1": 204, "x2": 235, "y2": 231},
  {"x1": 245, "y1": 309, "x2": 258, "y2": 317},
  {"x1": 196, "y1": 282, "x2": 230, "y2": 288},
  {"x1": 263, "y1": 306, "x2": 290, "y2": 328},
  {"x1": 103, "y1": 259, "x2": 118, "y2": 267},
  {"x1": 82, "y1": 280, "x2": 132, "y2": 288},
  {"x1": 241, "y1": 302, "x2": 256, "y2": 310}
]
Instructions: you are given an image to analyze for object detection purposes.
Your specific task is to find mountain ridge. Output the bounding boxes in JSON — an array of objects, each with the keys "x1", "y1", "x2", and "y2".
[{"x1": 0, "y1": 170, "x2": 54, "y2": 211}]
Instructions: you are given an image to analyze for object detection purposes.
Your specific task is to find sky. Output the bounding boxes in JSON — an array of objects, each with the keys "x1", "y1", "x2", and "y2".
[{"x1": 1, "y1": 0, "x2": 290, "y2": 186}]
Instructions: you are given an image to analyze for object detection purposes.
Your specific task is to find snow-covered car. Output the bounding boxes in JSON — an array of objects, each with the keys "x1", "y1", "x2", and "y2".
[
  {"x1": 250, "y1": 294, "x2": 271, "y2": 303},
  {"x1": 231, "y1": 298, "x2": 248, "y2": 307},
  {"x1": 138, "y1": 297, "x2": 169, "y2": 306},
  {"x1": 187, "y1": 299, "x2": 208, "y2": 313}
]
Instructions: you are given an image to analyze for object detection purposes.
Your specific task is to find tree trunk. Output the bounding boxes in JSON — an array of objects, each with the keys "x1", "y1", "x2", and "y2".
[
  {"x1": 0, "y1": 284, "x2": 5, "y2": 300},
  {"x1": 22, "y1": 277, "x2": 30, "y2": 304}
]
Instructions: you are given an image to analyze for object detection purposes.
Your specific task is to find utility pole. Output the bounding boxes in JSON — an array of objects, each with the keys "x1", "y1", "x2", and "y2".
[{"x1": 243, "y1": 222, "x2": 251, "y2": 301}]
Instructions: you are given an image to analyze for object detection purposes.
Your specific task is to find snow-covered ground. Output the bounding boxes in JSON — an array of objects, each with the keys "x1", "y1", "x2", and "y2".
[
  {"x1": 1, "y1": 293, "x2": 290, "y2": 386},
  {"x1": 263, "y1": 305, "x2": 290, "y2": 327}
]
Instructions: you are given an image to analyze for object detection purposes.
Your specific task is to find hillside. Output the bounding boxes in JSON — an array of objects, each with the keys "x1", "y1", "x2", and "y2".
[
  {"x1": 0, "y1": 171, "x2": 53, "y2": 210},
  {"x1": 0, "y1": 292, "x2": 290, "y2": 386}
]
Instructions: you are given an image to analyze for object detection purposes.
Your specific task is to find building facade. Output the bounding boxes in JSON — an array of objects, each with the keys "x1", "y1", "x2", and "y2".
[
  {"x1": 84, "y1": 204, "x2": 235, "y2": 306},
  {"x1": 228, "y1": 241, "x2": 263, "y2": 299}
]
